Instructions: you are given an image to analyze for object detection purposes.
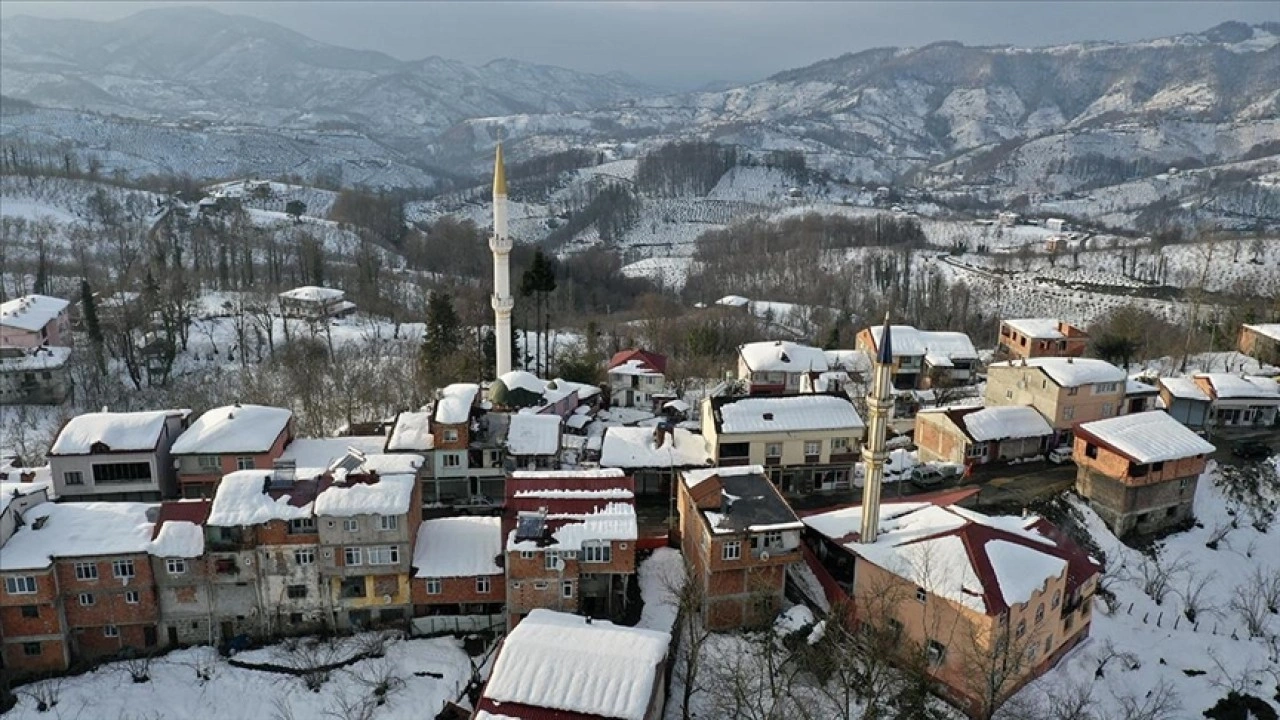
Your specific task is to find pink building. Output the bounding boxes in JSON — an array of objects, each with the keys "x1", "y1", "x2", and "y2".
[{"x1": 0, "y1": 295, "x2": 72, "y2": 348}]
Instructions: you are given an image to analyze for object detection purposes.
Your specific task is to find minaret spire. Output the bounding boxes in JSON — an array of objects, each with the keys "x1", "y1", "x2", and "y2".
[
  {"x1": 860, "y1": 312, "x2": 895, "y2": 543},
  {"x1": 490, "y1": 141, "x2": 514, "y2": 378}
]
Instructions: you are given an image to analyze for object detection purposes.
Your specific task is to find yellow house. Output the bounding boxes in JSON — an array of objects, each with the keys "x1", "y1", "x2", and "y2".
[{"x1": 984, "y1": 357, "x2": 1126, "y2": 446}]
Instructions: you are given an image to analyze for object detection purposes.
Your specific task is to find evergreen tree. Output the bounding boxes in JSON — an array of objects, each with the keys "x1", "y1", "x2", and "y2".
[
  {"x1": 80, "y1": 279, "x2": 106, "y2": 376},
  {"x1": 420, "y1": 291, "x2": 463, "y2": 387},
  {"x1": 520, "y1": 249, "x2": 557, "y2": 376}
]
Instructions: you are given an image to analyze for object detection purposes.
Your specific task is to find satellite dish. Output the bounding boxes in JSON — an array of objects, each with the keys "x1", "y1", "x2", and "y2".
[
  {"x1": 760, "y1": 551, "x2": 771, "y2": 562},
  {"x1": 551, "y1": 556, "x2": 565, "y2": 573}
]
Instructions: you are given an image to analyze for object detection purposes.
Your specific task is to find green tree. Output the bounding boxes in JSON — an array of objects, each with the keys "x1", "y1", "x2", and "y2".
[
  {"x1": 80, "y1": 279, "x2": 106, "y2": 376},
  {"x1": 520, "y1": 249, "x2": 557, "y2": 376},
  {"x1": 420, "y1": 291, "x2": 464, "y2": 388}
]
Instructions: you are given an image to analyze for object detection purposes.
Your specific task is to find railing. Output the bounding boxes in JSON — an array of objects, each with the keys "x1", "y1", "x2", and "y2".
[{"x1": 410, "y1": 613, "x2": 505, "y2": 636}]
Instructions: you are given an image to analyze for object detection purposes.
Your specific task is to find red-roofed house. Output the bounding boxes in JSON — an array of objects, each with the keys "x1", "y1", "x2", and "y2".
[
  {"x1": 148, "y1": 500, "x2": 215, "y2": 646},
  {"x1": 607, "y1": 349, "x2": 671, "y2": 410}
]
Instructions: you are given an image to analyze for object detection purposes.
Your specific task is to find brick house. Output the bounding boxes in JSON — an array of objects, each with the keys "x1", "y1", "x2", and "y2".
[
  {"x1": 49, "y1": 409, "x2": 190, "y2": 501},
  {"x1": 505, "y1": 413, "x2": 562, "y2": 471},
  {"x1": 801, "y1": 491, "x2": 1101, "y2": 717},
  {"x1": 736, "y1": 340, "x2": 830, "y2": 395},
  {"x1": 148, "y1": 500, "x2": 216, "y2": 647},
  {"x1": 425, "y1": 384, "x2": 507, "y2": 508},
  {"x1": 1074, "y1": 411, "x2": 1215, "y2": 537},
  {"x1": 171, "y1": 404, "x2": 295, "y2": 498},
  {"x1": 598, "y1": 425, "x2": 711, "y2": 497},
  {"x1": 996, "y1": 319, "x2": 1088, "y2": 361},
  {"x1": 503, "y1": 469, "x2": 638, "y2": 627},
  {"x1": 676, "y1": 465, "x2": 803, "y2": 630},
  {"x1": 411, "y1": 516, "x2": 504, "y2": 625},
  {"x1": 985, "y1": 357, "x2": 1127, "y2": 447},
  {"x1": 855, "y1": 325, "x2": 979, "y2": 390},
  {"x1": 1238, "y1": 323, "x2": 1280, "y2": 366},
  {"x1": 0, "y1": 295, "x2": 72, "y2": 348},
  {"x1": 914, "y1": 405, "x2": 1053, "y2": 467}
]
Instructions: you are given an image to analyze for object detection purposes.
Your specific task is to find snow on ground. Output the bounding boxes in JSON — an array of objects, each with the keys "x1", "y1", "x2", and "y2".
[
  {"x1": 3, "y1": 634, "x2": 473, "y2": 720},
  {"x1": 637, "y1": 547, "x2": 682, "y2": 634}
]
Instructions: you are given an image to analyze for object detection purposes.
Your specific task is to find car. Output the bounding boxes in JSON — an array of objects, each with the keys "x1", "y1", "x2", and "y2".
[
  {"x1": 910, "y1": 465, "x2": 961, "y2": 490},
  {"x1": 1047, "y1": 447, "x2": 1074, "y2": 464},
  {"x1": 1232, "y1": 440, "x2": 1274, "y2": 460}
]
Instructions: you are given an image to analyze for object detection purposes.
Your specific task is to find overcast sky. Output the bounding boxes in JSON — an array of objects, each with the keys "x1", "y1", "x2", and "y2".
[{"x1": 2, "y1": 1, "x2": 1276, "y2": 88}]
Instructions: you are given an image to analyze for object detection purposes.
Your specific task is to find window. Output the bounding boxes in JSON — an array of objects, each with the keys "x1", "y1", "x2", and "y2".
[
  {"x1": 378, "y1": 516, "x2": 398, "y2": 532},
  {"x1": 926, "y1": 640, "x2": 947, "y2": 666},
  {"x1": 442, "y1": 453, "x2": 462, "y2": 468},
  {"x1": 22, "y1": 642, "x2": 41, "y2": 656},
  {"x1": 545, "y1": 553, "x2": 561, "y2": 571},
  {"x1": 765, "y1": 443, "x2": 782, "y2": 458},
  {"x1": 1052, "y1": 591, "x2": 1061, "y2": 609},
  {"x1": 967, "y1": 443, "x2": 986, "y2": 458},
  {"x1": 343, "y1": 547, "x2": 363, "y2": 566},
  {"x1": 79, "y1": 593, "x2": 95, "y2": 606},
  {"x1": 533, "y1": 581, "x2": 548, "y2": 590},
  {"x1": 1045, "y1": 636, "x2": 1053, "y2": 656},
  {"x1": 1005, "y1": 390, "x2": 1014, "y2": 400},
  {"x1": 804, "y1": 441, "x2": 821, "y2": 457},
  {"x1": 886, "y1": 618, "x2": 904, "y2": 638},
  {"x1": 366, "y1": 546, "x2": 400, "y2": 565},
  {"x1": 760, "y1": 531, "x2": 783, "y2": 549},
  {"x1": 1035, "y1": 603, "x2": 1045, "y2": 625},
  {"x1": 831, "y1": 437, "x2": 849, "y2": 452},
  {"x1": 1065, "y1": 614, "x2": 1074, "y2": 632},
  {"x1": 112, "y1": 559, "x2": 135, "y2": 579},
  {"x1": 287, "y1": 585, "x2": 308, "y2": 599},
  {"x1": 1066, "y1": 386, "x2": 1079, "y2": 396},
  {"x1": 20, "y1": 605, "x2": 38, "y2": 618},
  {"x1": 426, "y1": 578, "x2": 442, "y2": 595},
  {"x1": 1095, "y1": 382, "x2": 1118, "y2": 393},
  {"x1": 197, "y1": 456, "x2": 222, "y2": 470},
  {"x1": 583, "y1": 543, "x2": 612, "y2": 564},
  {"x1": 722, "y1": 541, "x2": 741, "y2": 561},
  {"x1": 562, "y1": 581, "x2": 574, "y2": 598},
  {"x1": 63, "y1": 471, "x2": 84, "y2": 486},
  {"x1": 1085, "y1": 444, "x2": 1098, "y2": 459},
  {"x1": 289, "y1": 517, "x2": 316, "y2": 534},
  {"x1": 344, "y1": 518, "x2": 359, "y2": 533},
  {"x1": 1101, "y1": 403, "x2": 1114, "y2": 417},
  {"x1": 443, "y1": 429, "x2": 458, "y2": 442},
  {"x1": 1062, "y1": 407, "x2": 1075, "y2": 421},
  {"x1": 520, "y1": 550, "x2": 536, "y2": 560},
  {"x1": 125, "y1": 590, "x2": 139, "y2": 604},
  {"x1": 1016, "y1": 619, "x2": 1027, "y2": 638},
  {"x1": 92, "y1": 462, "x2": 152, "y2": 485},
  {"x1": 1151, "y1": 461, "x2": 1164, "y2": 473},
  {"x1": 75, "y1": 562, "x2": 98, "y2": 581},
  {"x1": 166, "y1": 558, "x2": 187, "y2": 575},
  {"x1": 1179, "y1": 478, "x2": 1191, "y2": 493},
  {"x1": 290, "y1": 613, "x2": 303, "y2": 624},
  {"x1": 916, "y1": 587, "x2": 927, "y2": 603},
  {"x1": 4, "y1": 576, "x2": 36, "y2": 594},
  {"x1": 1081, "y1": 601, "x2": 1091, "y2": 617},
  {"x1": 104, "y1": 625, "x2": 119, "y2": 638},
  {"x1": 293, "y1": 549, "x2": 316, "y2": 566},
  {"x1": 235, "y1": 457, "x2": 255, "y2": 471},
  {"x1": 476, "y1": 577, "x2": 491, "y2": 594}
]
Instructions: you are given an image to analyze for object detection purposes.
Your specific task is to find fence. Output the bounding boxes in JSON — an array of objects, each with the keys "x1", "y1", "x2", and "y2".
[{"x1": 410, "y1": 614, "x2": 505, "y2": 637}]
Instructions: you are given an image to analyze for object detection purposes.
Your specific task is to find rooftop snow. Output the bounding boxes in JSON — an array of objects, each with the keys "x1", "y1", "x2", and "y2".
[
  {"x1": 985, "y1": 540, "x2": 1068, "y2": 608},
  {"x1": 1159, "y1": 377, "x2": 1211, "y2": 401},
  {"x1": 988, "y1": 357, "x2": 1126, "y2": 387},
  {"x1": 682, "y1": 464, "x2": 768, "y2": 488},
  {"x1": 278, "y1": 286, "x2": 343, "y2": 302},
  {"x1": 1126, "y1": 378, "x2": 1159, "y2": 394},
  {"x1": 961, "y1": 406, "x2": 1053, "y2": 442},
  {"x1": 148, "y1": 520, "x2": 205, "y2": 558},
  {"x1": 599, "y1": 426, "x2": 710, "y2": 468},
  {"x1": 544, "y1": 378, "x2": 601, "y2": 404},
  {"x1": 1003, "y1": 318, "x2": 1066, "y2": 338},
  {"x1": 608, "y1": 358, "x2": 662, "y2": 376},
  {"x1": 497, "y1": 370, "x2": 547, "y2": 395},
  {"x1": 0, "y1": 294, "x2": 69, "y2": 332},
  {"x1": 1196, "y1": 373, "x2": 1280, "y2": 399},
  {"x1": 480, "y1": 609, "x2": 670, "y2": 720},
  {"x1": 279, "y1": 436, "x2": 388, "y2": 477},
  {"x1": 386, "y1": 411, "x2": 434, "y2": 451},
  {"x1": 506, "y1": 413, "x2": 561, "y2": 456},
  {"x1": 513, "y1": 488, "x2": 635, "y2": 500},
  {"x1": 435, "y1": 383, "x2": 479, "y2": 425},
  {"x1": 1243, "y1": 323, "x2": 1280, "y2": 342},
  {"x1": 0, "y1": 480, "x2": 50, "y2": 515},
  {"x1": 825, "y1": 349, "x2": 872, "y2": 373},
  {"x1": 314, "y1": 474, "x2": 415, "y2": 517},
  {"x1": 413, "y1": 516, "x2": 502, "y2": 578},
  {"x1": 506, "y1": 503, "x2": 638, "y2": 552},
  {"x1": 717, "y1": 395, "x2": 864, "y2": 434},
  {"x1": 1078, "y1": 411, "x2": 1216, "y2": 463},
  {"x1": 50, "y1": 410, "x2": 184, "y2": 455},
  {"x1": 170, "y1": 404, "x2": 292, "y2": 455},
  {"x1": 738, "y1": 340, "x2": 830, "y2": 373},
  {"x1": 0, "y1": 502, "x2": 155, "y2": 570},
  {"x1": 0, "y1": 345, "x2": 71, "y2": 371},
  {"x1": 869, "y1": 326, "x2": 978, "y2": 360},
  {"x1": 511, "y1": 469, "x2": 625, "y2": 480},
  {"x1": 207, "y1": 470, "x2": 311, "y2": 526}
]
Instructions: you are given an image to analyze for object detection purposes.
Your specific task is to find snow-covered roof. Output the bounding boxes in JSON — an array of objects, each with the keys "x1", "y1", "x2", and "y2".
[
  {"x1": 278, "y1": 286, "x2": 343, "y2": 302},
  {"x1": 1243, "y1": 323, "x2": 1280, "y2": 342},
  {"x1": 824, "y1": 349, "x2": 871, "y2": 373},
  {"x1": 1078, "y1": 411, "x2": 1216, "y2": 464},
  {"x1": 608, "y1": 349, "x2": 667, "y2": 375},
  {"x1": 207, "y1": 470, "x2": 311, "y2": 527},
  {"x1": 0, "y1": 502, "x2": 155, "y2": 571},
  {"x1": 1195, "y1": 373, "x2": 1280, "y2": 400},
  {"x1": 738, "y1": 340, "x2": 830, "y2": 373},
  {"x1": 170, "y1": 404, "x2": 292, "y2": 455},
  {"x1": 506, "y1": 413, "x2": 561, "y2": 456},
  {"x1": 960, "y1": 406, "x2": 1053, "y2": 442},
  {"x1": 868, "y1": 326, "x2": 978, "y2": 361},
  {"x1": 149, "y1": 520, "x2": 205, "y2": 558},
  {"x1": 480, "y1": 609, "x2": 670, "y2": 720},
  {"x1": 414, "y1": 516, "x2": 503, "y2": 578},
  {"x1": 513, "y1": 488, "x2": 634, "y2": 500},
  {"x1": 315, "y1": 474, "x2": 415, "y2": 517},
  {"x1": 987, "y1": 357, "x2": 1126, "y2": 387},
  {"x1": 507, "y1": 502, "x2": 638, "y2": 552},
  {"x1": 608, "y1": 359, "x2": 662, "y2": 377},
  {"x1": 1159, "y1": 377, "x2": 1211, "y2": 401},
  {"x1": 544, "y1": 378, "x2": 601, "y2": 404},
  {"x1": 435, "y1": 383, "x2": 479, "y2": 425},
  {"x1": 716, "y1": 295, "x2": 751, "y2": 308},
  {"x1": 599, "y1": 426, "x2": 711, "y2": 469},
  {"x1": 0, "y1": 345, "x2": 71, "y2": 371},
  {"x1": 1126, "y1": 378, "x2": 1159, "y2": 395},
  {"x1": 50, "y1": 410, "x2": 184, "y2": 455},
  {"x1": 682, "y1": 463, "x2": 766, "y2": 488},
  {"x1": 0, "y1": 480, "x2": 50, "y2": 515},
  {"x1": 278, "y1": 436, "x2": 388, "y2": 477},
  {"x1": 497, "y1": 370, "x2": 547, "y2": 395},
  {"x1": 715, "y1": 395, "x2": 864, "y2": 434},
  {"x1": 511, "y1": 469, "x2": 625, "y2": 480},
  {"x1": 0, "y1": 295, "x2": 69, "y2": 332},
  {"x1": 386, "y1": 412, "x2": 433, "y2": 451},
  {"x1": 1003, "y1": 318, "x2": 1066, "y2": 338}
]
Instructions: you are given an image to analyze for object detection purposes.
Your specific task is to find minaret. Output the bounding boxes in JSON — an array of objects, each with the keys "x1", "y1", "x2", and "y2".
[
  {"x1": 490, "y1": 143, "x2": 514, "y2": 378},
  {"x1": 860, "y1": 314, "x2": 895, "y2": 543}
]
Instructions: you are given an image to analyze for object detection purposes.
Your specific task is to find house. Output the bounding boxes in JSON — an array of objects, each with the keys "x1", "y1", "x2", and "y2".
[
  {"x1": 503, "y1": 469, "x2": 637, "y2": 626},
  {"x1": 147, "y1": 500, "x2": 215, "y2": 646},
  {"x1": 855, "y1": 325, "x2": 979, "y2": 389},
  {"x1": 801, "y1": 492, "x2": 1101, "y2": 717},
  {"x1": 737, "y1": 340, "x2": 830, "y2": 395},
  {"x1": 985, "y1": 357, "x2": 1127, "y2": 446},
  {"x1": 474, "y1": 609, "x2": 670, "y2": 720},
  {"x1": 0, "y1": 295, "x2": 72, "y2": 348},
  {"x1": 277, "y1": 286, "x2": 353, "y2": 320},
  {"x1": 1158, "y1": 377, "x2": 1212, "y2": 429},
  {"x1": 607, "y1": 348, "x2": 671, "y2": 409},
  {"x1": 676, "y1": 465, "x2": 803, "y2": 629},
  {"x1": 410, "y1": 516, "x2": 504, "y2": 633},
  {"x1": 1238, "y1": 323, "x2": 1280, "y2": 366},
  {"x1": 489, "y1": 371, "x2": 549, "y2": 410},
  {"x1": 0, "y1": 345, "x2": 72, "y2": 405},
  {"x1": 996, "y1": 319, "x2": 1089, "y2": 361},
  {"x1": 1074, "y1": 411, "x2": 1215, "y2": 537},
  {"x1": 996, "y1": 211, "x2": 1020, "y2": 226},
  {"x1": 1045, "y1": 218, "x2": 1066, "y2": 232},
  {"x1": 49, "y1": 409, "x2": 191, "y2": 501},
  {"x1": 701, "y1": 394, "x2": 865, "y2": 495},
  {"x1": 914, "y1": 405, "x2": 1054, "y2": 467},
  {"x1": 170, "y1": 404, "x2": 295, "y2": 498},
  {"x1": 0, "y1": 479, "x2": 51, "y2": 546},
  {"x1": 314, "y1": 454, "x2": 423, "y2": 630},
  {"x1": 0, "y1": 502, "x2": 161, "y2": 675},
  {"x1": 1193, "y1": 373, "x2": 1280, "y2": 428},
  {"x1": 505, "y1": 413, "x2": 562, "y2": 471},
  {"x1": 423, "y1": 383, "x2": 507, "y2": 509},
  {"x1": 1123, "y1": 378, "x2": 1160, "y2": 415},
  {"x1": 598, "y1": 425, "x2": 711, "y2": 496}
]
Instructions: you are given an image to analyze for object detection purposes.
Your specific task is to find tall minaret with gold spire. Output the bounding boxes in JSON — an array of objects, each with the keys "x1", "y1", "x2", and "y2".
[
  {"x1": 860, "y1": 314, "x2": 895, "y2": 543},
  {"x1": 490, "y1": 143, "x2": 514, "y2": 378}
]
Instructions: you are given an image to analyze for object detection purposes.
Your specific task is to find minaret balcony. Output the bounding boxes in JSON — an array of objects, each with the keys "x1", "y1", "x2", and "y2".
[
  {"x1": 491, "y1": 295, "x2": 514, "y2": 313},
  {"x1": 489, "y1": 236, "x2": 513, "y2": 253}
]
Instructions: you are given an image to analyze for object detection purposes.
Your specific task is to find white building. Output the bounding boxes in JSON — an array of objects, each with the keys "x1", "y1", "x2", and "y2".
[
  {"x1": 49, "y1": 410, "x2": 191, "y2": 501},
  {"x1": 606, "y1": 349, "x2": 669, "y2": 409}
]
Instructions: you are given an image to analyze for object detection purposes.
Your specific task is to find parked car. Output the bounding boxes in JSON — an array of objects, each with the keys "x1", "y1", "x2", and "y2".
[
  {"x1": 910, "y1": 465, "x2": 961, "y2": 490},
  {"x1": 1232, "y1": 440, "x2": 1273, "y2": 460},
  {"x1": 1047, "y1": 447, "x2": 1074, "y2": 464}
]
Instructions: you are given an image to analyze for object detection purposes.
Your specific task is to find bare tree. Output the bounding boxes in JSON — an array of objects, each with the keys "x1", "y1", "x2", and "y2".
[
  {"x1": 1133, "y1": 550, "x2": 1189, "y2": 606},
  {"x1": 665, "y1": 558, "x2": 713, "y2": 720},
  {"x1": 1111, "y1": 678, "x2": 1180, "y2": 720},
  {"x1": 15, "y1": 677, "x2": 62, "y2": 713},
  {"x1": 1176, "y1": 569, "x2": 1217, "y2": 623}
]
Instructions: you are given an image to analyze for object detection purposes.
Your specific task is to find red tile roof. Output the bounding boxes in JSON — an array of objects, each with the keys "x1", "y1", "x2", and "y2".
[
  {"x1": 150, "y1": 500, "x2": 211, "y2": 540},
  {"x1": 607, "y1": 349, "x2": 667, "y2": 375}
]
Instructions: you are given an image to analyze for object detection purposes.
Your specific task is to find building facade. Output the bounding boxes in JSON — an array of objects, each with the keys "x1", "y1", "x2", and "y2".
[
  {"x1": 171, "y1": 404, "x2": 295, "y2": 498},
  {"x1": 0, "y1": 295, "x2": 72, "y2": 349},
  {"x1": 0, "y1": 345, "x2": 72, "y2": 405},
  {"x1": 985, "y1": 357, "x2": 1127, "y2": 446},
  {"x1": 996, "y1": 319, "x2": 1089, "y2": 361},
  {"x1": 49, "y1": 410, "x2": 190, "y2": 501}
]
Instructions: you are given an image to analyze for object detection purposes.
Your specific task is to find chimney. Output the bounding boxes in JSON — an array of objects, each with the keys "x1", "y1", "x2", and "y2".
[
  {"x1": 763, "y1": 412, "x2": 774, "y2": 421},
  {"x1": 1067, "y1": 356, "x2": 1074, "y2": 364},
  {"x1": 652, "y1": 424, "x2": 668, "y2": 449}
]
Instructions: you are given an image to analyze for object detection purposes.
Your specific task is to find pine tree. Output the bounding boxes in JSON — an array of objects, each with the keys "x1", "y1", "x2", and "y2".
[
  {"x1": 421, "y1": 291, "x2": 462, "y2": 387},
  {"x1": 520, "y1": 249, "x2": 557, "y2": 376},
  {"x1": 80, "y1": 279, "x2": 106, "y2": 376}
]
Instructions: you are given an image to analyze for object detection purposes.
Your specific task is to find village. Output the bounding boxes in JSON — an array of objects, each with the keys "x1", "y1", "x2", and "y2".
[{"x1": 0, "y1": 149, "x2": 1279, "y2": 720}]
